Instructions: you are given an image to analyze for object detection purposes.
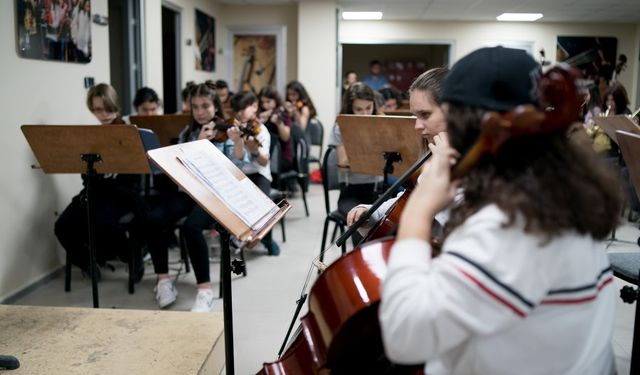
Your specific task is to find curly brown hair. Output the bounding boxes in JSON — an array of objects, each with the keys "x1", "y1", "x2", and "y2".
[{"x1": 444, "y1": 104, "x2": 621, "y2": 241}]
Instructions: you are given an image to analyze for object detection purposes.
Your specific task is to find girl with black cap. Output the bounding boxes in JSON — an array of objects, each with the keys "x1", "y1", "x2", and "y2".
[{"x1": 379, "y1": 47, "x2": 619, "y2": 375}]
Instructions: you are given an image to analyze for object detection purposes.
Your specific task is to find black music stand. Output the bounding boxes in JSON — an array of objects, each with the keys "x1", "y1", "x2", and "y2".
[
  {"x1": 148, "y1": 140, "x2": 290, "y2": 375},
  {"x1": 337, "y1": 115, "x2": 422, "y2": 190},
  {"x1": 129, "y1": 114, "x2": 191, "y2": 147},
  {"x1": 21, "y1": 125, "x2": 151, "y2": 308}
]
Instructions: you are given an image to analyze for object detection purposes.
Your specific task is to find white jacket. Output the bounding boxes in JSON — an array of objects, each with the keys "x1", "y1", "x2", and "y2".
[{"x1": 379, "y1": 204, "x2": 616, "y2": 375}]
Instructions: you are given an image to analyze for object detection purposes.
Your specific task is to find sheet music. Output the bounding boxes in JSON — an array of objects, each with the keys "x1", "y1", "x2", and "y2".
[{"x1": 176, "y1": 148, "x2": 278, "y2": 230}]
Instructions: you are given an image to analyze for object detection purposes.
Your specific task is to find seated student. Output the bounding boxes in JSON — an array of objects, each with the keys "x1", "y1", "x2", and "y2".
[
  {"x1": 145, "y1": 81, "x2": 246, "y2": 312},
  {"x1": 342, "y1": 70, "x2": 358, "y2": 94},
  {"x1": 123, "y1": 87, "x2": 162, "y2": 123},
  {"x1": 181, "y1": 81, "x2": 196, "y2": 113},
  {"x1": 285, "y1": 80, "x2": 317, "y2": 130},
  {"x1": 54, "y1": 83, "x2": 144, "y2": 279},
  {"x1": 362, "y1": 60, "x2": 390, "y2": 91},
  {"x1": 346, "y1": 68, "x2": 448, "y2": 233},
  {"x1": 379, "y1": 46, "x2": 620, "y2": 375},
  {"x1": 329, "y1": 82, "x2": 382, "y2": 219},
  {"x1": 258, "y1": 86, "x2": 293, "y2": 175},
  {"x1": 214, "y1": 79, "x2": 234, "y2": 119},
  {"x1": 228, "y1": 91, "x2": 281, "y2": 256},
  {"x1": 379, "y1": 87, "x2": 401, "y2": 113}
]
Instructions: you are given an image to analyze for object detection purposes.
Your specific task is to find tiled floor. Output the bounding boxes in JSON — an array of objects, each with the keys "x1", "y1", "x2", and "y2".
[{"x1": 9, "y1": 184, "x2": 638, "y2": 374}]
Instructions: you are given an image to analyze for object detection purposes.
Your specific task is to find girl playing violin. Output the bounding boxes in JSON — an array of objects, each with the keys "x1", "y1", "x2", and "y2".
[
  {"x1": 228, "y1": 91, "x2": 281, "y2": 256},
  {"x1": 258, "y1": 86, "x2": 294, "y2": 174},
  {"x1": 346, "y1": 68, "x2": 449, "y2": 233},
  {"x1": 145, "y1": 81, "x2": 246, "y2": 312},
  {"x1": 329, "y1": 82, "x2": 383, "y2": 226},
  {"x1": 285, "y1": 80, "x2": 317, "y2": 130},
  {"x1": 379, "y1": 47, "x2": 620, "y2": 375}
]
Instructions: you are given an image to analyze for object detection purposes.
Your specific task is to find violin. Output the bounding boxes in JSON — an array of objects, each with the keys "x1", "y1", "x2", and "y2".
[
  {"x1": 210, "y1": 117, "x2": 262, "y2": 146},
  {"x1": 257, "y1": 64, "x2": 581, "y2": 375}
]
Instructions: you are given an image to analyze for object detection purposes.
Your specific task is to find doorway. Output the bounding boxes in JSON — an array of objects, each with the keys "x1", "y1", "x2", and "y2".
[
  {"x1": 341, "y1": 43, "x2": 450, "y2": 94},
  {"x1": 162, "y1": 3, "x2": 181, "y2": 114},
  {"x1": 108, "y1": 0, "x2": 143, "y2": 115}
]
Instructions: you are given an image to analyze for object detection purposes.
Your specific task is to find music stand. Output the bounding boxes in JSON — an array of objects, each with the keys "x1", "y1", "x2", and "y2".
[
  {"x1": 21, "y1": 125, "x2": 151, "y2": 308},
  {"x1": 384, "y1": 110, "x2": 413, "y2": 117},
  {"x1": 148, "y1": 140, "x2": 290, "y2": 375},
  {"x1": 337, "y1": 115, "x2": 422, "y2": 189},
  {"x1": 593, "y1": 115, "x2": 640, "y2": 145},
  {"x1": 129, "y1": 114, "x2": 191, "y2": 147}
]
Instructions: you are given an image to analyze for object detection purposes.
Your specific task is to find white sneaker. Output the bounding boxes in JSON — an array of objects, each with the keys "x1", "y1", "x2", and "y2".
[
  {"x1": 191, "y1": 289, "x2": 215, "y2": 312},
  {"x1": 155, "y1": 279, "x2": 178, "y2": 308}
]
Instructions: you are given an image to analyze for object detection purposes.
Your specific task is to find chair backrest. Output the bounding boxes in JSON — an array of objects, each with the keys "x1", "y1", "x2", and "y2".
[
  {"x1": 306, "y1": 118, "x2": 324, "y2": 147},
  {"x1": 270, "y1": 133, "x2": 282, "y2": 175},
  {"x1": 138, "y1": 128, "x2": 162, "y2": 174},
  {"x1": 321, "y1": 146, "x2": 340, "y2": 214},
  {"x1": 306, "y1": 118, "x2": 324, "y2": 162}
]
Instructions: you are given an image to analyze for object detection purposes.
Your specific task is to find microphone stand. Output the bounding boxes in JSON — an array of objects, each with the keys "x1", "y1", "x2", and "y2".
[{"x1": 335, "y1": 150, "x2": 432, "y2": 248}]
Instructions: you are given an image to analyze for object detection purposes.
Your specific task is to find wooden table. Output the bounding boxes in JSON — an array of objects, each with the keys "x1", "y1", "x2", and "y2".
[{"x1": 0, "y1": 305, "x2": 224, "y2": 374}]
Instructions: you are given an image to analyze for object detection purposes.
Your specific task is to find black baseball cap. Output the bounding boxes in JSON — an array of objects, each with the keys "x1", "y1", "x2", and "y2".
[{"x1": 441, "y1": 46, "x2": 541, "y2": 112}]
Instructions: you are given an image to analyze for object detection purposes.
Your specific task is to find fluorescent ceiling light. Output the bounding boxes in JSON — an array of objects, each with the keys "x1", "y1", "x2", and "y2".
[
  {"x1": 496, "y1": 13, "x2": 543, "y2": 21},
  {"x1": 342, "y1": 11, "x2": 383, "y2": 20}
]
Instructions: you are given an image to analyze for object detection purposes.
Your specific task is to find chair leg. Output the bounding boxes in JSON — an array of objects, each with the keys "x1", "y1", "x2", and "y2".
[
  {"x1": 179, "y1": 227, "x2": 191, "y2": 274},
  {"x1": 298, "y1": 178, "x2": 309, "y2": 217},
  {"x1": 240, "y1": 248, "x2": 247, "y2": 277},
  {"x1": 319, "y1": 217, "x2": 331, "y2": 264},
  {"x1": 64, "y1": 252, "x2": 71, "y2": 292},
  {"x1": 280, "y1": 217, "x2": 286, "y2": 243},
  {"x1": 330, "y1": 222, "x2": 340, "y2": 243},
  {"x1": 128, "y1": 249, "x2": 135, "y2": 294}
]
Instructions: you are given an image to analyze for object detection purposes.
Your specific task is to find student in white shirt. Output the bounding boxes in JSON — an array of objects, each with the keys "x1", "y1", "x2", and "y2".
[{"x1": 379, "y1": 46, "x2": 621, "y2": 375}]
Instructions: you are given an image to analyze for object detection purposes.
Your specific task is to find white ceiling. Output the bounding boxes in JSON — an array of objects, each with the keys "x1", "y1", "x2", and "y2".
[{"x1": 217, "y1": 0, "x2": 640, "y2": 23}]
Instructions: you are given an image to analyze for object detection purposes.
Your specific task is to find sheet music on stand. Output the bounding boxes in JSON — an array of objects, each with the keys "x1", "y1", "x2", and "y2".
[{"x1": 176, "y1": 148, "x2": 278, "y2": 230}]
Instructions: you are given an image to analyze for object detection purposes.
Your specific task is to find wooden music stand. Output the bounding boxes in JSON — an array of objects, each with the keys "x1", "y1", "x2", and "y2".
[
  {"x1": 129, "y1": 114, "x2": 191, "y2": 147},
  {"x1": 593, "y1": 115, "x2": 640, "y2": 145},
  {"x1": 337, "y1": 114, "x2": 422, "y2": 188},
  {"x1": 147, "y1": 140, "x2": 290, "y2": 375},
  {"x1": 384, "y1": 110, "x2": 413, "y2": 117},
  {"x1": 21, "y1": 125, "x2": 150, "y2": 309}
]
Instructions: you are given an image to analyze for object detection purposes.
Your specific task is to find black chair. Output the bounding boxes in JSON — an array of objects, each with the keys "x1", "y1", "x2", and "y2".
[
  {"x1": 269, "y1": 139, "x2": 287, "y2": 242},
  {"x1": 608, "y1": 252, "x2": 640, "y2": 374},
  {"x1": 273, "y1": 130, "x2": 310, "y2": 217},
  {"x1": 319, "y1": 146, "x2": 347, "y2": 264},
  {"x1": 306, "y1": 118, "x2": 324, "y2": 168}
]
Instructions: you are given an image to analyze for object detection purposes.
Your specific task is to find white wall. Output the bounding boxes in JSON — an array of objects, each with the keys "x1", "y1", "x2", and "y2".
[
  {"x1": 143, "y1": 0, "x2": 222, "y2": 102},
  {"x1": 340, "y1": 20, "x2": 640, "y2": 107},
  {"x1": 0, "y1": 1, "x2": 111, "y2": 300},
  {"x1": 298, "y1": 1, "x2": 337, "y2": 139}
]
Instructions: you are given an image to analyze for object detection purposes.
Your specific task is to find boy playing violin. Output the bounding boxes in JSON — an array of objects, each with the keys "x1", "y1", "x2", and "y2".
[{"x1": 379, "y1": 47, "x2": 620, "y2": 375}]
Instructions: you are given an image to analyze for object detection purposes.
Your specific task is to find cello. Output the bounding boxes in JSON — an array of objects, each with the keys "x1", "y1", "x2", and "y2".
[{"x1": 257, "y1": 64, "x2": 581, "y2": 375}]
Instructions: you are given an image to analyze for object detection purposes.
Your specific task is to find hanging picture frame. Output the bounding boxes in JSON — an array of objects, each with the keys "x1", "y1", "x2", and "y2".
[
  {"x1": 226, "y1": 25, "x2": 287, "y2": 95},
  {"x1": 195, "y1": 8, "x2": 215, "y2": 72},
  {"x1": 16, "y1": 0, "x2": 92, "y2": 63}
]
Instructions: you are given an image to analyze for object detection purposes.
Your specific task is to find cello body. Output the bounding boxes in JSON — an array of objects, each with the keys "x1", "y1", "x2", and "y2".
[{"x1": 257, "y1": 237, "x2": 423, "y2": 374}]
